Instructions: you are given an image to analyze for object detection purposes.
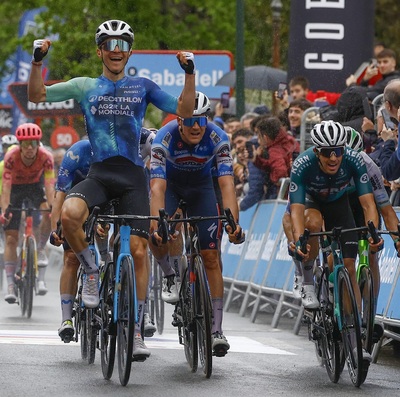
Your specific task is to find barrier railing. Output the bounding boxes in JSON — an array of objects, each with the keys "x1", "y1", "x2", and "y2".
[{"x1": 222, "y1": 198, "x2": 400, "y2": 362}]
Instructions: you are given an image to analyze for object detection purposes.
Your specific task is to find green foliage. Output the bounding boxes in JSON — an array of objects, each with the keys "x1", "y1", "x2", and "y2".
[{"x1": 0, "y1": 0, "x2": 399, "y2": 127}]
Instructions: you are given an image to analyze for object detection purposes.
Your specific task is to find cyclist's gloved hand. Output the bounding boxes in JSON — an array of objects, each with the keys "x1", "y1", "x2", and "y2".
[
  {"x1": 294, "y1": 240, "x2": 309, "y2": 262},
  {"x1": 32, "y1": 39, "x2": 51, "y2": 63},
  {"x1": 49, "y1": 230, "x2": 63, "y2": 247},
  {"x1": 226, "y1": 223, "x2": 245, "y2": 244},
  {"x1": 368, "y1": 236, "x2": 384, "y2": 254},
  {"x1": 176, "y1": 51, "x2": 195, "y2": 74},
  {"x1": 0, "y1": 211, "x2": 12, "y2": 226}
]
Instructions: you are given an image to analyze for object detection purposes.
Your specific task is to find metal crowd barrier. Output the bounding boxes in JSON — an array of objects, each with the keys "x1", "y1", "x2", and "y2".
[{"x1": 222, "y1": 194, "x2": 400, "y2": 362}]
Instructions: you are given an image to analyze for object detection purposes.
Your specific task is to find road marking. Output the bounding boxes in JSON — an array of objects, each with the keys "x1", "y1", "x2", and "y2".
[{"x1": 0, "y1": 330, "x2": 295, "y2": 355}]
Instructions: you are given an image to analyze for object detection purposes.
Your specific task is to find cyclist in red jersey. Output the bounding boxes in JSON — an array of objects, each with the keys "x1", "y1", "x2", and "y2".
[{"x1": 1, "y1": 123, "x2": 55, "y2": 303}]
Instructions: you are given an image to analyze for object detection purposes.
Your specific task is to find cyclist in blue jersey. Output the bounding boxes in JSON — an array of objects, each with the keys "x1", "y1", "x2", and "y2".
[
  {"x1": 289, "y1": 121, "x2": 379, "y2": 345},
  {"x1": 51, "y1": 129, "x2": 156, "y2": 342},
  {"x1": 28, "y1": 19, "x2": 196, "y2": 359},
  {"x1": 149, "y1": 91, "x2": 244, "y2": 357}
]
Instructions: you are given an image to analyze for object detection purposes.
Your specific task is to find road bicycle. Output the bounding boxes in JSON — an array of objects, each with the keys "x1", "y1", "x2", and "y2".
[
  {"x1": 301, "y1": 223, "x2": 377, "y2": 387},
  {"x1": 165, "y1": 201, "x2": 238, "y2": 378},
  {"x1": 9, "y1": 204, "x2": 49, "y2": 319},
  {"x1": 85, "y1": 206, "x2": 167, "y2": 386}
]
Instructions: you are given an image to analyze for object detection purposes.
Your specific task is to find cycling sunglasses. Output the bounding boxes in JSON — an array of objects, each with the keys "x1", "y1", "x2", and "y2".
[
  {"x1": 102, "y1": 39, "x2": 131, "y2": 52},
  {"x1": 316, "y1": 146, "x2": 344, "y2": 158},
  {"x1": 181, "y1": 116, "x2": 208, "y2": 127},
  {"x1": 20, "y1": 140, "x2": 39, "y2": 148}
]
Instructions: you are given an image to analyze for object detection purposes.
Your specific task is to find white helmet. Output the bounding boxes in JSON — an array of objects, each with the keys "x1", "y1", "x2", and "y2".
[
  {"x1": 310, "y1": 120, "x2": 347, "y2": 148},
  {"x1": 345, "y1": 126, "x2": 363, "y2": 152},
  {"x1": 2, "y1": 134, "x2": 18, "y2": 146},
  {"x1": 95, "y1": 20, "x2": 134, "y2": 47},
  {"x1": 193, "y1": 91, "x2": 211, "y2": 116}
]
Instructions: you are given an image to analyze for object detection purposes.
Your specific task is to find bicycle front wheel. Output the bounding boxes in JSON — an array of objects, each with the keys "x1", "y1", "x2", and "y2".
[
  {"x1": 337, "y1": 267, "x2": 366, "y2": 387},
  {"x1": 193, "y1": 255, "x2": 213, "y2": 378},
  {"x1": 117, "y1": 256, "x2": 135, "y2": 386},
  {"x1": 314, "y1": 267, "x2": 341, "y2": 383},
  {"x1": 100, "y1": 260, "x2": 116, "y2": 380},
  {"x1": 25, "y1": 237, "x2": 36, "y2": 319},
  {"x1": 150, "y1": 254, "x2": 164, "y2": 335},
  {"x1": 358, "y1": 266, "x2": 374, "y2": 354},
  {"x1": 181, "y1": 262, "x2": 198, "y2": 372}
]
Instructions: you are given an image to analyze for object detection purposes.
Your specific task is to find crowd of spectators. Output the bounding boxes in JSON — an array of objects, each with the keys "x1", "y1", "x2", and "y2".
[{"x1": 210, "y1": 45, "x2": 400, "y2": 212}]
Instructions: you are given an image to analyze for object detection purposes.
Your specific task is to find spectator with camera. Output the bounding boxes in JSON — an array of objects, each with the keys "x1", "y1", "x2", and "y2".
[
  {"x1": 250, "y1": 117, "x2": 300, "y2": 198},
  {"x1": 346, "y1": 48, "x2": 400, "y2": 101},
  {"x1": 231, "y1": 128, "x2": 267, "y2": 211}
]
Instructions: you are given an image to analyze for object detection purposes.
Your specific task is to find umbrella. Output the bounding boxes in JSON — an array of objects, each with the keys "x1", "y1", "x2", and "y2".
[{"x1": 216, "y1": 65, "x2": 287, "y2": 91}]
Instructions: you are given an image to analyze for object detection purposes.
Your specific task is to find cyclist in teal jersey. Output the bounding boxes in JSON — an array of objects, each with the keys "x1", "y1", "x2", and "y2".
[
  {"x1": 28, "y1": 19, "x2": 196, "y2": 360},
  {"x1": 289, "y1": 121, "x2": 379, "y2": 349}
]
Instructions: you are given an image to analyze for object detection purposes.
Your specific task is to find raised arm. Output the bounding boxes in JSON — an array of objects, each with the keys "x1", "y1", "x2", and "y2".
[
  {"x1": 175, "y1": 51, "x2": 196, "y2": 118},
  {"x1": 28, "y1": 39, "x2": 51, "y2": 103}
]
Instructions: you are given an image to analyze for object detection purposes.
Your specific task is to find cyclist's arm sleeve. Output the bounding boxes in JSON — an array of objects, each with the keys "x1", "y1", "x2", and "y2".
[{"x1": 45, "y1": 78, "x2": 86, "y2": 103}]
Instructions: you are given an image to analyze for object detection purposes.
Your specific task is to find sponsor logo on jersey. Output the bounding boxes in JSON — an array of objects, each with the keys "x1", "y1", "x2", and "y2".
[
  {"x1": 210, "y1": 131, "x2": 221, "y2": 145},
  {"x1": 360, "y1": 173, "x2": 369, "y2": 183},
  {"x1": 152, "y1": 147, "x2": 166, "y2": 162},
  {"x1": 162, "y1": 132, "x2": 172, "y2": 148},
  {"x1": 217, "y1": 144, "x2": 231, "y2": 158},
  {"x1": 289, "y1": 182, "x2": 298, "y2": 193}
]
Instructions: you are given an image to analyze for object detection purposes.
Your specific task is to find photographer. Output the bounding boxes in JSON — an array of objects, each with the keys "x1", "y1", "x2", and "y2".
[
  {"x1": 231, "y1": 128, "x2": 267, "y2": 211},
  {"x1": 250, "y1": 116, "x2": 300, "y2": 198}
]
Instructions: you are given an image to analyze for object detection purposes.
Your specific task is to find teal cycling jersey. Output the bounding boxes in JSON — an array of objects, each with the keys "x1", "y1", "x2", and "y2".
[
  {"x1": 289, "y1": 146, "x2": 372, "y2": 204},
  {"x1": 45, "y1": 75, "x2": 178, "y2": 166}
]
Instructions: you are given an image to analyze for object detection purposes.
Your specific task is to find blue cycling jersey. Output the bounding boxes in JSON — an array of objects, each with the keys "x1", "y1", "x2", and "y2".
[
  {"x1": 150, "y1": 120, "x2": 233, "y2": 183},
  {"x1": 56, "y1": 128, "x2": 155, "y2": 193},
  {"x1": 56, "y1": 140, "x2": 92, "y2": 193},
  {"x1": 45, "y1": 75, "x2": 177, "y2": 166},
  {"x1": 289, "y1": 146, "x2": 372, "y2": 204}
]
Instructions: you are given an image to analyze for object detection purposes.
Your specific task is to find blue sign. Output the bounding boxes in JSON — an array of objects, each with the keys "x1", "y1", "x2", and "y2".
[{"x1": 125, "y1": 51, "x2": 233, "y2": 100}]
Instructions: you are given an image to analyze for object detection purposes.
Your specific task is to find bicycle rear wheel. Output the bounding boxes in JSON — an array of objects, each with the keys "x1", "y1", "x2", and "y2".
[
  {"x1": 25, "y1": 237, "x2": 36, "y2": 319},
  {"x1": 150, "y1": 254, "x2": 164, "y2": 335},
  {"x1": 314, "y1": 267, "x2": 341, "y2": 383},
  {"x1": 100, "y1": 260, "x2": 116, "y2": 380},
  {"x1": 193, "y1": 255, "x2": 212, "y2": 378},
  {"x1": 337, "y1": 267, "x2": 366, "y2": 387},
  {"x1": 117, "y1": 256, "x2": 135, "y2": 386},
  {"x1": 358, "y1": 266, "x2": 374, "y2": 354},
  {"x1": 181, "y1": 263, "x2": 198, "y2": 372}
]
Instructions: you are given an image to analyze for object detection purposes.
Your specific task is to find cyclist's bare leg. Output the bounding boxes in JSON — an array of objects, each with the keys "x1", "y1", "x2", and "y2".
[
  {"x1": 343, "y1": 257, "x2": 361, "y2": 312},
  {"x1": 368, "y1": 252, "x2": 380, "y2": 300},
  {"x1": 61, "y1": 197, "x2": 89, "y2": 253},
  {"x1": 202, "y1": 249, "x2": 222, "y2": 298},
  {"x1": 60, "y1": 249, "x2": 79, "y2": 319},
  {"x1": 4, "y1": 229, "x2": 18, "y2": 289}
]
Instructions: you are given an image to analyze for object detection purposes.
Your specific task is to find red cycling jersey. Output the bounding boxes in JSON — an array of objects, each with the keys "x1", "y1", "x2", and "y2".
[{"x1": 2, "y1": 145, "x2": 55, "y2": 189}]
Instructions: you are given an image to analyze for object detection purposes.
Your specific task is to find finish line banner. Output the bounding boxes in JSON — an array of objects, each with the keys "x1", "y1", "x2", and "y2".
[{"x1": 288, "y1": 0, "x2": 375, "y2": 92}]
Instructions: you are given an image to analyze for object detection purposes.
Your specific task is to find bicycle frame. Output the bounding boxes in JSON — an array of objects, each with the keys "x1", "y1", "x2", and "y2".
[{"x1": 113, "y1": 224, "x2": 136, "y2": 323}]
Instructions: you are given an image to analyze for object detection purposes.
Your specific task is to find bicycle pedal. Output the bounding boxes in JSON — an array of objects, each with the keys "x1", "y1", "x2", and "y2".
[
  {"x1": 132, "y1": 355, "x2": 147, "y2": 362},
  {"x1": 213, "y1": 347, "x2": 228, "y2": 357}
]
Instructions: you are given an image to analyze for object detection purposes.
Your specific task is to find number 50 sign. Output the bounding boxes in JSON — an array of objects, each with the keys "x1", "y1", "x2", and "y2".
[{"x1": 50, "y1": 126, "x2": 80, "y2": 149}]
